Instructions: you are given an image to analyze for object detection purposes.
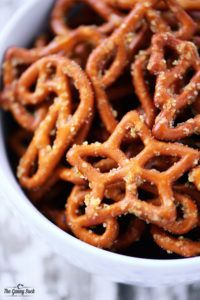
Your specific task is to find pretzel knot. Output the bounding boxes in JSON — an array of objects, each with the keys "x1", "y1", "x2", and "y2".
[
  {"x1": 17, "y1": 55, "x2": 94, "y2": 189},
  {"x1": 67, "y1": 110, "x2": 199, "y2": 226},
  {"x1": 147, "y1": 32, "x2": 200, "y2": 141}
]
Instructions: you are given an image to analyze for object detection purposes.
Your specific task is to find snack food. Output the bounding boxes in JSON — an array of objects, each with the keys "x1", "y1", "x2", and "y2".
[{"x1": 2, "y1": 0, "x2": 200, "y2": 258}]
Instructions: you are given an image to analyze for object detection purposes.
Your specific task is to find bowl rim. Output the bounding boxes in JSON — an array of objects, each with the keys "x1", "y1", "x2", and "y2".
[{"x1": 1, "y1": 0, "x2": 200, "y2": 271}]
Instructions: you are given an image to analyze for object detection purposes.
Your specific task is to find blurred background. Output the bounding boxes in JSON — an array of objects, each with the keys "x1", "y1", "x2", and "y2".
[{"x1": 0, "y1": 1, "x2": 200, "y2": 299}]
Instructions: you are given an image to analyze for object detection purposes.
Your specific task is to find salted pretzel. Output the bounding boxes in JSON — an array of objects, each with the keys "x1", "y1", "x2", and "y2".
[
  {"x1": 51, "y1": 0, "x2": 123, "y2": 36},
  {"x1": 151, "y1": 193, "x2": 198, "y2": 234},
  {"x1": 86, "y1": 0, "x2": 158, "y2": 134},
  {"x1": 67, "y1": 110, "x2": 199, "y2": 226},
  {"x1": 146, "y1": 33, "x2": 200, "y2": 141},
  {"x1": 66, "y1": 184, "x2": 145, "y2": 249},
  {"x1": 131, "y1": 49, "x2": 156, "y2": 128},
  {"x1": 1, "y1": 26, "x2": 103, "y2": 131},
  {"x1": 151, "y1": 225, "x2": 200, "y2": 257},
  {"x1": 87, "y1": 0, "x2": 197, "y2": 134},
  {"x1": 17, "y1": 55, "x2": 93, "y2": 190},
  {"x1": 1, "y1": 47, "x2": 51, "y2": 131}
]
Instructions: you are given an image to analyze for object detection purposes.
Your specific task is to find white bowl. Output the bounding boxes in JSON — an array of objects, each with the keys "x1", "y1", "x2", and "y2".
[{"x1": 1, "y1": 0, "x2": 200, "y2": 287}]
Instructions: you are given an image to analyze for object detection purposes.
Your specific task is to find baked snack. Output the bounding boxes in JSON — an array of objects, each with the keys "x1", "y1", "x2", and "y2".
[{"x1": 1, "y1": 0, "x2": 200, "y2": 258}]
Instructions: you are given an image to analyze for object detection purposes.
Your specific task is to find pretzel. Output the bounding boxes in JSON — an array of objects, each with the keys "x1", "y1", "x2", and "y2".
[
  {"x1": 51, "y1": 0, "x2": 122, "y2": 36},
  {"x1": 151, "y1": 193, "x2": 198, "y2": 234},
  {"x1": 17, "y1": 55, "x2": 93, "y2": 190},
  {"x1": 2, "y1": 0, "x2": 200, "y2": 257},
  {"x1": 67, "y1": 110, "x2": 199, "y2": 226},
  {"x1": 66, "y1": 184, "x2": 145, "y2": 248},
  {"x1": 1, "y1": 48, "x2": 48, "y2": 131},
  {"x1": 151, "y1": 225, "x2": 200, "y2": 257},
  {"x1": 147, "y1": 33, "x2": 200, "y2": 141},
  {"x1": 131, "y1": 49, "x2": 156, "y2": 128},
  {"x1": 86, "y1": 0, "x2": 157, "y2": 134}
]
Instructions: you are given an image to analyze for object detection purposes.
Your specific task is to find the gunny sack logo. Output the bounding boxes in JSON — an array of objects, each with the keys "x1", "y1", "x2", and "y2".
[{"x1": 3, "y1": 283, "x2": 35, "y2": 297}]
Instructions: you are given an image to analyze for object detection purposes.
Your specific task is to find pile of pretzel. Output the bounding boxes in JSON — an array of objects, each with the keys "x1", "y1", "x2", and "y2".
[{"x1": 2, "y1": 0, "x2": 200, "y2": 258}]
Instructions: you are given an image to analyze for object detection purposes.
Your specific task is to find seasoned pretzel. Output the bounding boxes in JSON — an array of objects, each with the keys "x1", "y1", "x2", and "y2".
[
  {"x1": 151, "y1": 225, "x2": 200, "y2": 257},
  {"x1": 17, "y1": 55, "x2": 93, "y2": 190},
  {"x1": 66, "y1": 184, "x2": 145, "y2": 249},
  {"x1": 51, "y1": 0, "x2": 122, "y2": 36},
  {"x1": 67, "y1": 110, "x2": 199, "y2": 226},
  {"x1": 131, "y1": 49, "x2": 156, "y2": 128},
  {"x1": 147, "y1": 33, "x2": 200, "y2": 140},
  {"x1": 1, "y1": 48, "x2": 48, "y2": 131},
  {"x1": 66, "y1": 185, "x2": 119, "y2": 248},
  {"x1": 151, "y1": 193, "x2": 198, "y2": 234},
  {"x1": 86, "y1": 0, "x2": 156, "y2": 134}
]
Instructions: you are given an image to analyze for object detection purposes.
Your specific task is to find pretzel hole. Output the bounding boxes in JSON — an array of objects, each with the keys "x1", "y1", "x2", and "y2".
[
  {"x1": 65, "y1": 3, "x2": 104, "y2": 29},
  {"x1": 175, "y1": 172, "x2": 189, "y2": 185},
  {"x1": 137, "y1": 182, "x2": 158, "y2": 202},
  {"x1": 173, "y1": 105, "x2": 196, "y2": 127},
  {"x1": 86, "y1": 156, "x2": 118, "y2": 173},
  {"x1": 175, "y1": 201, "x2": 185, "y2": 221},
  {"x1": 120, "y1": 140, "x2": 145, "y2": 159},
  {"x1": 28, "y1": 81, "x2": 37, "y2": 93},
  {"x1": 101, "y1": 50, "x2": 117, "y2": 78},
  {"x1": 163, "y1": 45, "x2": 179, "y2": 69},
  {"x1": 107, "y1": 73, "x2": 140, "y2": 121},
  {"x1": 15, "y1": 64, "x2": 29, "y2": 79},
  {"x1": 45, "y1": 64, "x2": 57, "y2": 80},
  {"x1": 162, "y1": 11, "x2": 181, "y2": 32},
  {"x1": 76, "y1": 202, "x2": 86, "y2": 216},
  {"x1": 69, "y1": 79, "x2": 81, "y2": 114},
  {"x1": 183, "y1": 226, "x2": 200, "y2": 241},
  {"x1": 72, "y1": 43, "x2": 94, "y2": 68},
  {"x1": 144, "y1": 155, "x2": 179, "y2": 172},
  {"x1": 88, "y1": 224, "x2": 106, "y2": 235},
  {"x1": 181, "y1": 135, "x2": 200, "y2": 149},
  {"x1": 173, "y1": 67, "x2": 196, "y2": 95},
  {"x1": 105, "y1": 181, "x2": 125, "y2": 201},
  {"x1": 117, "y1": 214, "x2": 136, "y2": 233},
  {"x1": 28, "y1": 153, "x2": 39, "y2": 177}
]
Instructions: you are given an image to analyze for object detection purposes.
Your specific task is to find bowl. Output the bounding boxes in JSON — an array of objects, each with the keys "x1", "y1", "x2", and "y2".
[{"x1": 1, "y1": 0, "x2": 200, "y2": 287}]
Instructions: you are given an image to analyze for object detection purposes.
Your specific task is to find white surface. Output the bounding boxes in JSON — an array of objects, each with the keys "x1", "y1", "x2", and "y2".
[{"x1": 0, "y1": 0, "x2": 200, "y2": 298}]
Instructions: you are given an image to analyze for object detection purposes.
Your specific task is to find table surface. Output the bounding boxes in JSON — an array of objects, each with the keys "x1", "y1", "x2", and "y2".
[{"x1": 0, "y1": 1, "x2": 200, "y2": 299}]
